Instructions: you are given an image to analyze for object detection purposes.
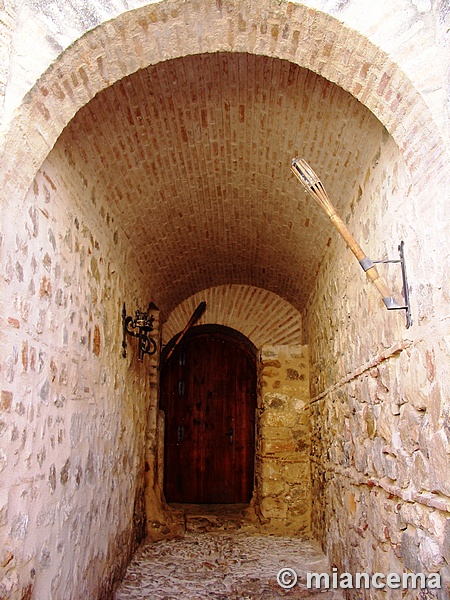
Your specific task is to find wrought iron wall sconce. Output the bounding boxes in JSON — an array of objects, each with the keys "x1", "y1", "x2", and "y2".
[
  {"x1": 122, "y1": 303, "x2": 158, "y2": 361},
  {"x1": 291, "y1": 158, "x2": 412, "y2": 328}
]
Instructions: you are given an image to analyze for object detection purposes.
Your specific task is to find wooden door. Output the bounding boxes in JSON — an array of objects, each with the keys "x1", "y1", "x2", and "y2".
[{"x1": 160, "y1": 326, "x2": 257, "y2": 503}]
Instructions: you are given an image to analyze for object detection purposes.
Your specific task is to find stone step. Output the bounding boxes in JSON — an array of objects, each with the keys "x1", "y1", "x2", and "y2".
[{"x1": 171, "y1": 503, "x2": 257, "y2": 534}]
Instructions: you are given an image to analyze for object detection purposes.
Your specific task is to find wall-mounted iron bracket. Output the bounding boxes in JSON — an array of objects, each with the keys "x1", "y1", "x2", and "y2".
[
  {"x1": 373, "y1": 241, "x2": 412, "y2": 328},
  {"x1": 122, "y1": 302, "x2": 157, "y2": 361}
]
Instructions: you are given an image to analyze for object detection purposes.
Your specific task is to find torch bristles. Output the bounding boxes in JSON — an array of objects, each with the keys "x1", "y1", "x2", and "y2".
[
  {"x1": 291, "y1": 158, "x2": 332, "y2": 214},
  {"x1": 291, "y1": 158, "x2": 321, "y2": 188},
  {"x1": 290, "y1": 157, "x2": 401, "y2": 312}
]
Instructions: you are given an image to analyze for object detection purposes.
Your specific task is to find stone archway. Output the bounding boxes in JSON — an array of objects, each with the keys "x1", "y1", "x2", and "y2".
[
  {"x1": 162, "y1": 284, "x2": 303, "y2": 348},
  {"x1": 160, "y1": 288, "x2": 311, "y2": 535},
  {"x1": 1, "y1": 0, "x2": 449, "y2": 210}
]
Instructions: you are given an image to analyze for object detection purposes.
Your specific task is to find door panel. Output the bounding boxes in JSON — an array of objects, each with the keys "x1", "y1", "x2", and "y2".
[{"x1": 161, "y1": 327, "x2": 256, "y2": 503}]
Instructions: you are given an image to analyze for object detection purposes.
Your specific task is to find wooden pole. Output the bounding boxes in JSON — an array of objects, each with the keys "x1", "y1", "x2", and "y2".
[
  {"x1": 291, "y1": 158, "x2": 399, "y2": 308},
  {"x1": 162, "y1": 301, "x2": 207, "y2": 366}
]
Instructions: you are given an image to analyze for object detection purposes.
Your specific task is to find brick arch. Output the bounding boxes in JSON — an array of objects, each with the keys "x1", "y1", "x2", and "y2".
[
  {"x1": 1, "y1": 0, "x2": 449, "y2": 208},
  {"x1": 162, "y1": 285, "x2": 303, "y2": 349}
]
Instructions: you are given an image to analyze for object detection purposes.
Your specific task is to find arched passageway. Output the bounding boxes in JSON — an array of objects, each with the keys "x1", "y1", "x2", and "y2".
[{"x1": 1, "y1": 2, "x2": 450, "y2": 599}]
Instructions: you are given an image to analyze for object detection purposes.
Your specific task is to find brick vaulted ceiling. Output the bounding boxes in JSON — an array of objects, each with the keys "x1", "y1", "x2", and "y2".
[{"x1": 58, "y1": 52, "x2": 387, "y2": 316}]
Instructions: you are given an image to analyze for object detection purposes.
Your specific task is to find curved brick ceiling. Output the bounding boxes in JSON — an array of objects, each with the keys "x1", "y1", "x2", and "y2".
[{"x1": 58, "y1": 52, "x2": 387, "y2": 316}]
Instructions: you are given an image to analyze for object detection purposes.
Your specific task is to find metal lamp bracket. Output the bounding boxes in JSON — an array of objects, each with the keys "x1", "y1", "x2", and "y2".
[
  {"x1": 122, "y1": 302, "x2": 157, "y2": 361},
  {"x1": 372, "y1": 241, "x2": 412, "y2": 328}
]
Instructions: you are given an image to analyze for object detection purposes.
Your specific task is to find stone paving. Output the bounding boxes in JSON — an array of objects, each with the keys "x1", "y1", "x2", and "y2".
[{"x1": 113, "y1": 506, "x2": 343, "y2": 600}]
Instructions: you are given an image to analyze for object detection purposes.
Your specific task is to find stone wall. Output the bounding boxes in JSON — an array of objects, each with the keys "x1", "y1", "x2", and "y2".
[
  {"x1": 254, "y1": 345, "x2": 311, "y2": 537},
  {"x1": 0, "y1": 126, "x2": 157, "y2": 598},
  {"x1": 304, "y1": 133, "x2": 450, "y2": 596}
]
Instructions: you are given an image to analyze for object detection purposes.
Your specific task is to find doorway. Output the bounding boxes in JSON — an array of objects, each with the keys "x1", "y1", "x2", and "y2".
[{"x1": 160, "y1": 325, "x2": 257, "y2": 503}]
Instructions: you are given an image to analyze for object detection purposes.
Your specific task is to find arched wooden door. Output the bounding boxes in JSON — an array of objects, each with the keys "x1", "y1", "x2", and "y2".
[{"x1": 160, "y1": 325, "x2": 257, "y2": 503}]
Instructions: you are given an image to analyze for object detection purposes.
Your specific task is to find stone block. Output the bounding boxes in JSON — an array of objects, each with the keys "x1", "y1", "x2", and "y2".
[
  {"x1": 9, "y1": 513, "x2": 29, "y2": 540},
  {"x1": 261, "y1": 347, "x2": 278, "y2": 358},
  {"x1": 345, "y1": 491, "x2": 357, "y2": 515},
  {"x1": 0, "y1": 492, "x2": 7, "y2": 527},
  {"x1": 261, "y1": 426, "x2": 292, "y2": 441},
  {"x1": 429, "y1": 429, "x2": 450, "y2": 496},
  {"x1": 354, "y1": 442, "x2": 370, "y2": 474},
  {"x1": 384, "y1": 455, "x2": 397, "y2": 480},
  {"x1": 260, "y1": 497, "x2": 288, "y2": 519},
  {"x1": 401, "y1": 530, "x2": 422, "y2": 574},
  {"x1": 371, "y1": 436, "x2": 385, "y2": 477},
  {"x1": 396, "y1": 450, "x2": 412, "y2": 489},
  {"x1": 411, "y1": 450, "x2": 430, "y2": 492},
  {"x1": 398, "y1": 402, "x2": 423, "y2": 453},
  {"x1": 376, "y1": 401, "x2": 397, "y2": 444},
  {"x1": 419, "y1": 536, "x2": 443, "y2": 571},
  {"x1": 373, "y1": 543, "x2": 390, "y2": 574},
  {"x1": 259, "y1": 409, "x2": 299, "y2": 428},
  {"x1": 363, "y1": 405, "x2": 376, "y2": 439},
  {"x1": 0, "y1": 391, "x2": 13, "y2": 412},
  {"x1": 439, "y1": 566, "x2": 450, "y2": 600},
  {"x1": 260, "y1": 460, "x2": 281, "y2": 480},
  {"x1": 288, "y1": 502, "x2": 310, "y2": 518},
  {"x1": 261, "y1": 395, "x2": 287, "y2": 410},
  {"x1": 401, "y1": 347, "x2": 431, "y2": 411},
  {"x1": 261, "y1": 359, "x2": 282, "y2": 368},
  {"x1": 291, "y1": 430, "x2": 311, "y2": 453},
  {"x1": 262, "y1": 367, "x2": 280, "y2": 379},
  {"x1": 442, "y1": 518, "x2": 450, "y2": 564},
  {"x1": 428, "y1": 383, "x2": 443, "y2": 433},
  {"x1": 418, "y1": 414, "x2": 431, "y2": 457},
  {"x1": 260, "y1": 439, "x2": 297, "y2": 454},
  {"x1": 400, "y1": 503, "x2": 430, "y2": 532},
  {"x1": 283, "y1": 462, "x2": 310, "y2": 484},
  {"x1": 260, "y1": 478, "x2": 286, "y2": 497}
]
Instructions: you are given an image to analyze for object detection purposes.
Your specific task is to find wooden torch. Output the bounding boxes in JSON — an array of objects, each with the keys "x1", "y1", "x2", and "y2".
[{"x1": 291, "y1": 158, "x2": 401, "y2": 309}]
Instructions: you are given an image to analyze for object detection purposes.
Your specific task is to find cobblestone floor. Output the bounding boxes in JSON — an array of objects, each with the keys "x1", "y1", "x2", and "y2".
[{"x1": 113, "y1": 530, "x2": 344, "y2": 600}]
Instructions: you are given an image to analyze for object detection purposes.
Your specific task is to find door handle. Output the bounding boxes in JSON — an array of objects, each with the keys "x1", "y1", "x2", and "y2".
[
  {"x1": 177, "y1": 425, "x2": 184, "y2": 442},
  {"x1": 224, "y1": 427, "x2": 233, "y2": 444}
]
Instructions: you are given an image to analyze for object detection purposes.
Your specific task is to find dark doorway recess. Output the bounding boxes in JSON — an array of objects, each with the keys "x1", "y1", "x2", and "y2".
[{"x1": 160, "y1": 325, "x2": 257, "y2": 503}]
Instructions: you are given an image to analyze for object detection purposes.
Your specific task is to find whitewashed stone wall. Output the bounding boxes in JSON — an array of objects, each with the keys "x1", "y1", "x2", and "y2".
[
  {"x1": 0, "y1": 127, "x2": 156, "y2": 598},
  {"x1": 304, "y1": 134, "x2": 450, "y2": 597}
]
